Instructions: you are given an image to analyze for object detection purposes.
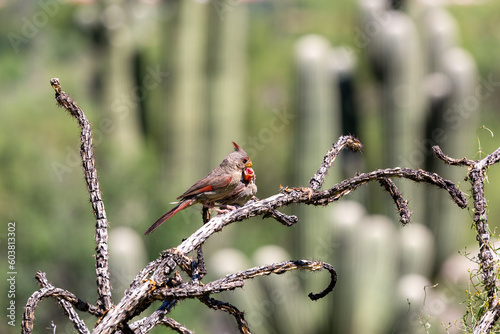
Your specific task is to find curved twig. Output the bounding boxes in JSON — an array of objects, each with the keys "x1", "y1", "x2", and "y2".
[
  {"x1": 199, "y1": 296, "x2": 251, "y2": 334},
  {"x1": 253, "y1": 196, "x2": 298, "y2": 226},
  {"x1": 262, "y1": 208, "x2": 299, "y2": 226},
  {"x1": 22, "y1": 271, "x2": 98, "y2": 334},
  {"x1": 130, "y1": 302, "x2": 191, "y2": 334},
  {"x1": 152, "y1": 259, "x2": 335, "y2": 302},
  {"x1": 307, "y1": 262, "x2": 337, "y2": 301},
  {"x1": 378, "y1": 178, "x2": 411, "y2": 225},
  {"x1": 309, "y1": 135, "x2": 363, "y2": 191},
  {"x1": 432, "y1": 145, "x2": 474, "y2": 166}
]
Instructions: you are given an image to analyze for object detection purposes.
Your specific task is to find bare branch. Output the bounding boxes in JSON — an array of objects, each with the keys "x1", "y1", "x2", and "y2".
[
  {"x1": 50, "y1": 78, "x2": 113, "y2": 311},
  {"x1": 434, "y1": 144, "x2": 500, "y2": 334},
  {"x1": 130, "y1": 303, "x2": 193, "y2": 334},
  {"x1": 152, "y1": 278, "x2": 244, "y2": 299},
  {"x1": 146, "y1": 260, "x2": 335, "y2": 319},
  {"x1": 482, "y1": 147, "x2": 500, "y2": 168},
  {"x1": 199, "y1": 296, "x2": 251, "y2": 334},
  {"x1": 432, "y1": 145, "x2": 473, "y2": 166},
  {"x1": 315, "y1": 167, "x2": 468, "y2": 209},
  {"x1": 253, "y1": 197, "x2": 298, "y2": 226},
  {"x1": 469, "y1": 166, "x2": 496, "y2": 299},
  {"x1": 201, "y1": 260, "x2": 336, "y2": 302},
  {"x1": 22, "y1": 271, "x2": 99, "y2": 334},
  {"x1": 378, "y1": 178, "x2": 411, "y2": 225},
  {"x1": 473, "y1": 300, "x2": 500, "y2": 334},
  {"x1": 309, "y1": 135, "x2": 363, "y2": 191},
  {"x1": 262, "y1": 208, "x2": 299, "y2": 226},
  {"x1": 127, "y1": 257, "x2": 164, "y2": 292}
]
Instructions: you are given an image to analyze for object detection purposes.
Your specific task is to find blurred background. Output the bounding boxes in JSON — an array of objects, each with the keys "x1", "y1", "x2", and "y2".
[{"x1": 2, "y1": 0, "x2": 500, "y2": 333}]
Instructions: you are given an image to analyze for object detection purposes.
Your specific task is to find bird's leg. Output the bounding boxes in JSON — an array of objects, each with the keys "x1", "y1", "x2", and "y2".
[
  {"x1": 193, "y1": 206, "x2": 210, "y2": 282},
  {"x1": 202, "y1": 202, "x2": 237, "y2": 214},
  {"x1": 220, "y1": 204, "x2": 238, "y2": 210},
  {"x1": 202, "y1": 205, "x2": 211, "y2": 224}
]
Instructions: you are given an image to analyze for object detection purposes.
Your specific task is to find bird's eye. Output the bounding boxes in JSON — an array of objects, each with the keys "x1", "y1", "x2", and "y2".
[{"x1": 242, "y1": 158, "x2": 249, "y2": 164}]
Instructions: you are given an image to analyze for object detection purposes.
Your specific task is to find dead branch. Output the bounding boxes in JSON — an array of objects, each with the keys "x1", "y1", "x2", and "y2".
[
  {"x1": 433, "y1": 145, "x2": 500, "y2": 334},
  {"x1": 150, "y1": 259, "x2": 336, "y2": 302},
  {"x1": 472, "y1": 301, "x2": 500, "y2": 334},
  {"x1": 22, "y1": 271, "x2": 99, "y2": 334},
  {"x1": 22, "y1": 79, "x2": 475, "y2": 334},
  {"x1": 261, "y1": 204, "x2": 299, "y2": 226},
  {"x1": 199, "y1": 296, "x2": 250, "y2": 334},
  {"x1": 378, "y1": 178, "x2": 411, "y2": 225},
  {"x1": 432, "y1": 145, "x2": 474, "y2": 167},
  {"x1": 50, "y1": 78, "x2": 113, "y2": 312},
  {"x1": 130, "y1": 309, "x2": 193, "y2": 334},
  {"x1": 309, "y1": 135, "x2": 363, "y2": 191}
]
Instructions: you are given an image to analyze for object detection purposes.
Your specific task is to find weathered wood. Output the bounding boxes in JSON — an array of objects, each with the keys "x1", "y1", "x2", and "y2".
[
  {"x1": 433, "y1": 145, "x2": 500, "y2": 334},
  {"x1": 50, "y1": 78, "x2": 113, "y2": 312},
  {"x1": 24, "y1": 81, "x2": 482, "y2": 334}
]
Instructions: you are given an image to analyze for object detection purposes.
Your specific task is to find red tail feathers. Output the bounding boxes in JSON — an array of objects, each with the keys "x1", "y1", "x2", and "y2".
[{"x1": 144, "y1": 199, "x2": 194, "y2": 235}]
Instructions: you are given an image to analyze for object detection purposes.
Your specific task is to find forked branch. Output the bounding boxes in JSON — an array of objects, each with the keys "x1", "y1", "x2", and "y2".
[
  {"x1": 22, "y1": 79, "x2": 474, "y2": 334},
  {"x1": 433, "y1": 145, "x2": 500, "y2": 334}
]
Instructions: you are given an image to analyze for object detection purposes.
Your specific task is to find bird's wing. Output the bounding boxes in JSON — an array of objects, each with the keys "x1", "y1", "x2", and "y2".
[
  {"x1": 177, "y1": 175, "x2": 233, "y2": 199},
  {"x1": 219, "y1": 183, "x2": 244, "y2": 202}
]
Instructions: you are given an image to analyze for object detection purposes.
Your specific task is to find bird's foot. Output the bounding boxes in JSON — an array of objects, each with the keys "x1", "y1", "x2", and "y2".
[{"x1": 212, "y1": 204, "x2": 238, "y2": 214}]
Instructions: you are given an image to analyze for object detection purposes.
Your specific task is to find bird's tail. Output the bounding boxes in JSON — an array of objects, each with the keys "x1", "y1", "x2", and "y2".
[{"x1": 144, "y1": 199, "x2": 194, "y2": 235}]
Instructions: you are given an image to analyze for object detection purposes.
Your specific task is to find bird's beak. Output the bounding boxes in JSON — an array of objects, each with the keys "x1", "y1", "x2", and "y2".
[{"x1": 245, "y1": 160, "x2": 253, "y2": 168}]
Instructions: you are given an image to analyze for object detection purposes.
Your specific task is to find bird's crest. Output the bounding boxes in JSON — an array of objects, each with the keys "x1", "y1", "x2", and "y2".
[{"x1": 232, "y1": 141, "x2": 243, "y2": 152}]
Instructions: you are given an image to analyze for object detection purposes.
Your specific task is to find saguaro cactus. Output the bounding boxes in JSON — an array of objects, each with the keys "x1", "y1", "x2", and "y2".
[
  {"x1": 293, "y1": 34, "x2": 341, "y2": 331},
  {"x1": 428, "y1": 47, "x2": 479, "y2": 264},
  {"x1": 358, "y1": 3, "x2": 426, "y2": 221},
  {"x1": 167, "y1": 0, "x2": 210, "y2": 189},
  {"x1": 207, "y1": 2, "x2": 249, "y2": 166},
  {"x1": 418, "y1": 5, "x2": 478, "y2": 265}
]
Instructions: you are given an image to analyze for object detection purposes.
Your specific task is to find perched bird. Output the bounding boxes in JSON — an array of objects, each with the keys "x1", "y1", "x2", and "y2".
[
  {"x1": 145, "y1": 142, "x2": 253, "y2": 235},
  {"x1": 218, "y1": 167, "x2": 257, "y2": 207}
]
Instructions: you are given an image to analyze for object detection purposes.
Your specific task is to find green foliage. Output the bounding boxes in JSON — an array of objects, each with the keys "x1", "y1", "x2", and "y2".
[{"x1": 462, "y1": 258, "x2": 500, "y2": 333}]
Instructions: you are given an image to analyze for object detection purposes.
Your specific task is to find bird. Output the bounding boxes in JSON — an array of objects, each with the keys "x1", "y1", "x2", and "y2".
[
  {"x1": 144, "y1": 142, "x2": 253, "y2": 235},
  {"x1": 217, "y1": 167, "x2": 257, "y2": 207}
]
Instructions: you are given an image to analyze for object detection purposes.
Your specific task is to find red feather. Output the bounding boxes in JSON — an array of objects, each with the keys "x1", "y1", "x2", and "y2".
[{"x1": 144, "y1": 199, "x2": 195, "y2": 235}]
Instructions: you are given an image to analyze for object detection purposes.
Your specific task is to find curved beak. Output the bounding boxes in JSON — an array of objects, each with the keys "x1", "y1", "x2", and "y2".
[{"x1": 245, "y1": 160, "x2": 253, "y2": 168}]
